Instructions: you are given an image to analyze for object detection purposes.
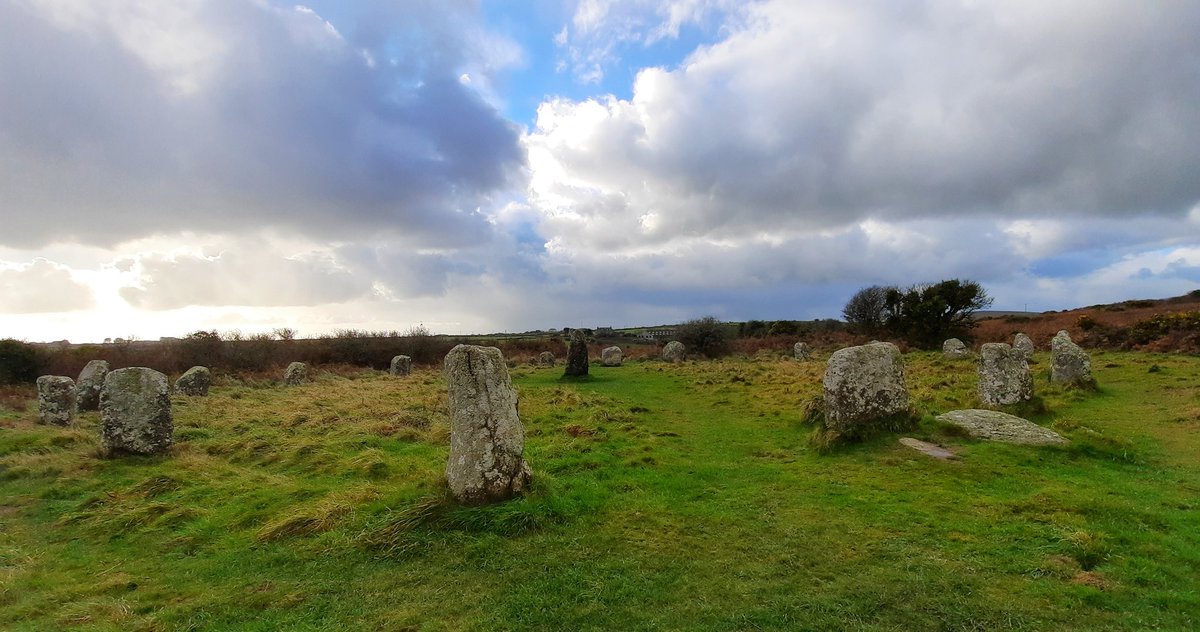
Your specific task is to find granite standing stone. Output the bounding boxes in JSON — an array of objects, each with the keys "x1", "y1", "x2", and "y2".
[
  {"x1": 937, "y1": 409, "x2": 1067, "y2": 446},
  {"x1": 100, "y1": 367, "x2": 172, "y2": 455},
  {"x1": 978, "y1": 343, "x2": 1033, "y2": 405},
  {"x1": 794, "y1": 342, "x2": 812, "y2": 361},
  {"x1": 662, "y1": 341, "x2": 686, "y2": 363},
  {"x1": 822, "y1": 342, "x2": 910, "y2": 432},
  {"x1": 1051, "y1": 330, "x2": 1094, "y2": 387},
  {"x1": 942, "y1": 338, "x2": 970, "y2": 359},
  {"x1": 564, "y1": 330, "x2": 589, "y2": 377},
  {"x1": 37, "y1": 375, "x2": 76, "y2": 426},
  {"x1": 283, "y1": 362, "x2": 307, "y2": 385},
  {"x1": 444, "y1": 345, "x2": 532, "y2": 504},
  {"x1": 601, "y1": 346, "x2": 623, "y2": 367},
  {"x1": 1013, "y1": 333, "x2": 1035, "y2": 360},
  {"x1": 390, "y1": 355, "x2": 412, "y2": 376},
  {"x1": 536, "y1": 351, "x2": 556, "y2": 367},
  {"x1": 76, "y1": 359, "x2": 109, "y2": 411},
  {"x1": 174, "y1": 366, "x2": 211, "y2": 396}
]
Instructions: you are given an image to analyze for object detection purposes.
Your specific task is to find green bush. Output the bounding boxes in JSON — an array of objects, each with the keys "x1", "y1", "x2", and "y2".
[
  {"x1": 676, "y1": 316, "x2": 731, "y2": 358},
  {"x1": 0, "y1": 339, "x2": 39, "y2": 384},
  {"x1": 1128, "y1": 311, "x2": 1200, "y2": 345}
]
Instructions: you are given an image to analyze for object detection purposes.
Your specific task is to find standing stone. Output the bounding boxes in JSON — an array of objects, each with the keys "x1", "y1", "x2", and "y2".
[
  {"x1": 174, "y1": 366, "x2": 211, "y2": 396},
  {"x1": 100, "y1": 367, "x2": 172, "y2": 455},
  {"x1": 36, "y1": 376, "x2": 76, "y2": 426},
  {"x1": 662, "y1": 341, "x2": 686, "y2": 363},
  {"x1": 1013, "y1": 333, "x2": 1035, "y2": 360},
  {"x1": 794, "y1": 342, "x2": 812, "y2": 361},
  {"x1": 978, "y1": 343, "x2": 1033, "y2": 405},
  {"x1": 76, "y1": 359, "x2": 109, "y2": 411},
  {"x1": 942, "y1": 338, "x2": 970, "y2": 359},
  {"x1": 822, "y1": 342, "x2": 909, "y2": 432},
  {"x1": 564, "y1": 330, "x2": 589, "y2": 377},
  {"x1": 444, "y1": 345, "x2": 532, "y2": 505},
  {"x1": 536, "y1": 351, "x2": 556, "y2": 367},
  {"x1": 283, "y1": 362, "x2": 307, "y2": 385},
  {"x1": 601, "y1": 346, "x2": 623, "y2": 367},
  {"x1": 1051, "y1": 330, "x2": 1094, "y2": 387},
  {"x1": 389, "y1": 355, "x2": 412, "y2": 377}
]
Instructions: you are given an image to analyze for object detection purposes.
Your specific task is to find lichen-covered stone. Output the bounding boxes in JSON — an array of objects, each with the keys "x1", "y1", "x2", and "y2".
[
  {"x1": 601, "y1": 346, "x2": 623, "y2": 367},
  {"x1": 37, "y1": 375, "x2": 76, "y2": 426},
  {"x1": 76, "y1": 359, "x2": 109, "y2": 411},
  {"x1": 794, "y1": 342, "x2": 812, "y2": 361},
  {"x1": 100, "y1": 367, "x2": 172, "y2": 455},
  {"x1": 1013, "y1": 333, "x2": 1035, "y2": 359},
  {"x1": 937, "y1": 409, "x2": 1066, "y2": 446},
  {"x1": 822, "y1": 342, "x2": 909, "y2": 432},
  {"x1": 662, "y1": 341, "x2": 686, "y2": 363},
  {"x1": 174, "y1": 366, "x2": 211, "y2": 396},
  {"x1": 978, "y1": 343, "x2": 1032, "y2": 405},
  {"x1": 942, "y1": 338, "x2": 970, "y2": 359},
  {"x1": 389, "y1": 355, "x2": 412, "y2": 377},
  {"x1": 444, "y1": 345, "x2": 532, "y2": 505},
  {"x1": 536, "y1": 351, "x2": 556, "y2": 367},
  {"x1": 1051, "y1": 330, "x2": 1094, "y2": 388},
  {"x1": 564, "y1": 330, "x2": 589, "y2": 377},
  {"x1": 283, "y1": 362, "x2": 307, "y2": 386}
]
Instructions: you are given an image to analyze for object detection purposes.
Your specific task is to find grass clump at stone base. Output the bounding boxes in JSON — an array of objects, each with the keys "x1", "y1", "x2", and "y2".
[{"x1": 1, "y1": 353, "x2": 1199, "y2": 630}]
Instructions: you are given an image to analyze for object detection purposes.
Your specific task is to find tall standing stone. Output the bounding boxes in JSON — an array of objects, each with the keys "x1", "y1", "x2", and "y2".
[
  {"x1": 444, "y1": 345, "x2": 532, "y2": 505},
  {"x1": 942, "y1": 338, "x2": 970, "y2": 359},
  {"x1": 564, "y1": 330, "x2": 589, "y2": 377},
  {"x1": 76, "y1": 359, "x2": 109, "y2": 411},
  {"x1": 36, "y1": 376, "x2": 76, "y2": 426},
  {"x1": 601, "y1": 346, "x2": 623, "y2": 367},
  {"x1": 174, "y1": 366, "x2": 211, "y2": 396},
  {"x1": 1013, "y1": 333, "x2": 1035, "y2": 360},
  {"x1": 390, "y1": 355, "x2": 412, "y2": 376},
  {"x1": 794, "y1": 342, "x2": 812, "y2": 361},
  {"x1": 1051, "y1": 330, "x2": 1094, "y2": 387},
  {"x1": 283, "y1": 362, "x2": 307, "y2": 385},
  {"x1": 536, "y1": 351, "x2": 556, "y2": 367},
  {"x1": 662, "y1": 341, "x2": 686, "y2": 363},
  {"x1": 100, "y1": 367, "x2": 172, "y2": 455},
  {"x1": 822, "y1": 342, "x2": 909, "y2": 432},
  {"x1": 978, "y1": 343, "x2": 1033, "y2": 405}
]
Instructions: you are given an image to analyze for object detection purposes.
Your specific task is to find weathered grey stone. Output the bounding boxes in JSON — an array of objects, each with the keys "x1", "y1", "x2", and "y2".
[
  {"x1": 662, "y1": 340, "x2": 686, "y2": 363},
  {"x1": 978, "y1": 343, "x2": 1033, "y2": 405},
  {"x1": 536, "y1": 351, "x2": 556, "y2": 367},
  {"x1": 942, "y1": 338, "x2": 970, "y2": 359},
  {"x1": 100, "y1": 367, "x2": 172, "y2": 455},
  {"x1": 283, "y1": 362, "x2": 307, "y2": 386},
  {"x1": 389, "y1": 355, "x2": 412, "y2": 377},
  {"x1": 937, "y1": 409, "x2": 1067, "y2": 446},
  {"x1": 822, "y1": 342, "x2": 909, "y2": 432},
  {"x1": 174, "y1": 366, "x2": 211, "y2": 396},
  {"x1": 899, "y1": 437, "x2": 956, "y2": 460},
  {"x1": 1013, "y1": 333, "x2": 1035, "y2": 359},
  {"x1": 1051, "y1": 330, "x2": 1094, "y2": 387},
  {"x1": 601, "y1": 346, "x2": 623, "y2": 367},
  {"x1": 564, "y1": 330, "x2": 589, "y2": 377},
  {"x1": 76, "y1": 359, "x2": 109, "y2": 411},
  {"x1": 794, "y1": 342, "x2": 812, "y2": 361},
  {"x1": 36, "y1": 375, "x2": 76, "y2": 426},
  {"x1": 444, "y1": 345, "x2": 532, "y2": 505}
]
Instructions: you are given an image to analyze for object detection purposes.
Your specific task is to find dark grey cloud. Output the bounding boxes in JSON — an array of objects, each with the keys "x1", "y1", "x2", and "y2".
[
  {"x1": 0, "y1": 1, "x2": 525, "y2": 248},
  {"x1": 0, "y1": 259, "x2": 94, "y2": 313}
]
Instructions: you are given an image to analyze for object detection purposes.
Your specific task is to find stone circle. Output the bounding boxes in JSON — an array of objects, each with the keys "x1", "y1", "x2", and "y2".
[
  {"x1": 390, "y1": 355, "x2": 412, "y2": 377},
  {"x1": 1051, "y1": 330, "x2": 1094, "y2": 387},
  {"x1": 536, "y1": 351, "x2": 556, "y2": 367},
  {"x1": 601, "y1": 346, "x2": 623, "y2": 367},
  {"x1": 174, "y1": 366, "x2": 211, "y2": 396},
  {"x1": 1013, "y1": 333, "x2": 1034, "y2": 359},
  {"x1": 794, "y1": 342, "x2": 811, "y2": 361},
  {"x1": 822, "y1": 342, "x2": 909, "y2": 432},
  {"x1": 76, "y1": 359, "x2": 109, "y2": 411},
  {"x1": 564, "y1": 330, "x2": 589, "y2": 377},
  {"x1": 978, "y1": 343, "x2": 1032, "y2": 405},
  {"x1": 283, "y1": 362, "x2": 307, "y2": 385},
  {"x1": 942, "y1": 338, "x2": 970, "y2": 359},
  {"x1": 37, "y1": 375, "x2": 76, "y2": 426},
  {"x1": 662, "y1": 341, "x2": 686, "y2": 363},
  {"x1": 100, "y1": 367, "x2": 173, "y2": 455}
]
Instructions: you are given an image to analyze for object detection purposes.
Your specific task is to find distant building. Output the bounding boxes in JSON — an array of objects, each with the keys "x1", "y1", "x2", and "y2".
[
  {"x1": 639, "y1": 328, "x2": 676, "y2": 340},
  {"x1": 595, "y1": 327, "x2": 614, "y2": 336}
]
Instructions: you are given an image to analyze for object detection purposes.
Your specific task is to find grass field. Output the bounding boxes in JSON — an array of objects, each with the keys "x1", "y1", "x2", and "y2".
[{"x1": 1, "y1": 350, "x2": 1199, "y2": 630}]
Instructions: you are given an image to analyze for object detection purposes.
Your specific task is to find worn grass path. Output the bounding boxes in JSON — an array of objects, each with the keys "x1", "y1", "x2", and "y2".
[{"x1": 1, "y1": 351, "x2": 1198, "y2": 630}]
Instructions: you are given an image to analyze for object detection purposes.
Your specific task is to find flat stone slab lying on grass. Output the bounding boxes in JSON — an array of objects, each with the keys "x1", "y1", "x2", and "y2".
[
  {"x1": 936, "y1": 409, "x2": 1067, "y2": 446},
  {"x1": 899, "y1": 437, "x2": 956, "y2": 460}
]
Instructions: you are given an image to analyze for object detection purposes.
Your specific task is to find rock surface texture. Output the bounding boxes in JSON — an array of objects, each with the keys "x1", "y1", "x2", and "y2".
[
  {"x1": 942, "y1": 338, "x2": 970, "y2": 359},
  {"x1": 822, "y1": 342, "x2": 909, "y2": 432},
  {"x1": 100, "y1": 367, "x2": 173, "y2": 455},
  {"x1": 899, "y1": 437, "x2": 956, "y2": 460},
  {"x1": 37, "y1": 375, "x2": 76, "y2": 426},
  {"x1": 937, "y1": 409, "x2": 1067, "y2": 446},
  {"x1": 536, "y1": 351, "x2": 555, "y2": 367},
  {"x1": 76, "y1": 359, "x2": 109, "y2": 411},
  {"x1": 662, "y1": 341, "x2": 686, "y2": 363},
  {"x1": 564, "y1": 330, "x2": 590, "y2": 377},
  {"x1": 444, "y1": 345, "x2": 532, "y2": 505},
  {"x1": 174, "y1": 366, "x2": 211, "y2": 396},
  {"x1": 390, "y1": 355, "x2": 412, "y2": 377},
  {"x1": 601, "y1": 346, "x2": 623, "y2": 367},
  {"x1": 978, "y1": 343, "x2": 1033, "y2": 405},
  {"x1": 283, "y1": 362, "x2": 307, "y2": 385},
  {"x1": 1051, "y1": 330, "x2": 1095, "y2": 387},
  {"x1": 794, "y1": 342, "x2": 812, "y2": 361},
  {"x1": 1013, "y1": 333, "x2": 1035, "y2": 360}
]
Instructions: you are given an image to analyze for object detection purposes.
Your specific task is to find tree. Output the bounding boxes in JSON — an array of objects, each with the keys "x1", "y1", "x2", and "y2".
[
  {"x1": 0, "y1": 339, "x2": 38, "y2": 385},
  {"x1": 884, "y1": 279, "x2": 993, "y2": 348},
  {"x1": 842, "y1": 285, "x2": 893, "y2": 333},
  {"x1": 676, "y1": 316, "x2": 732, "y2": 358}
]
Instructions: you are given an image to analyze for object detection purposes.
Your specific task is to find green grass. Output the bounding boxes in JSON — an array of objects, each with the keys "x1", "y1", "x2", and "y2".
[{"x1": 1, "y1": 351, "x2": 1199, "y2": 630}]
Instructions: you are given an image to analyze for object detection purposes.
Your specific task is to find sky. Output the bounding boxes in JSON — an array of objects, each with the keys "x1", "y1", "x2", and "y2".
[{"x1": 2, "y1": 0, "x2": 1200, "y2": 343}]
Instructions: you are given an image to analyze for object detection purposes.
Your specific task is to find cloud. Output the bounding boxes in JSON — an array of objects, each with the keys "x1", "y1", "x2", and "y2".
[
  {"x1": 0, "y1": 0, "x2": 525, "y2": 248},
  {"x1": 530, "y1": 0, "x2": 1200, "y2": 252},
  {"x1": 0, "y1": 258, "x2": 94, "y2": 313}
]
